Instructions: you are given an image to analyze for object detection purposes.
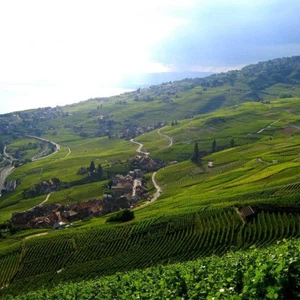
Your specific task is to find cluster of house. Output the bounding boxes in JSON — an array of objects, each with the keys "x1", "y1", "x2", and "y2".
[
  {"x1": 10, "y1": 169, "x2": 151, "y2": 229},
  {"x1": 131, "y1": 155, "x2": 167, "y2": 172},
  {"x1": 120, "y1": 121, "x2": 167, "y2": 139},
  {"x1": 103, "y1": 169, "x2": 148, "y2": 212},
  {"x1": 22, "y1": 178, "x2": 68, "y2": 199},
  {"x1": 11, "y1": 200, "x2": 103, "y2": 229}
]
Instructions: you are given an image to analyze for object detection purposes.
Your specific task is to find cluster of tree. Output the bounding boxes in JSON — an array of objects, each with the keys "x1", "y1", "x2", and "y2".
[
  {"x1": 171, "y1": 120, "x2": 179, "y2": 126},
  {"x1": 106, "y1": 209, "x2": 135, "y2": 223},
  {"x1": 89, "y1": 161, "x2": 103, "y2": 179},
  {"x1": 0, "y1": 139, "x2": 4, "y2": 155},
  {"x1": 191, "y1": 139, "x2": 235, "y2": 164}
]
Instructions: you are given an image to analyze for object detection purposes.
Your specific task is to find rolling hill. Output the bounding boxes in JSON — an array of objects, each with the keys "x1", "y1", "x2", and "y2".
[{"x1": 0, "y1": 56, "x2": 300, "y2": 297}]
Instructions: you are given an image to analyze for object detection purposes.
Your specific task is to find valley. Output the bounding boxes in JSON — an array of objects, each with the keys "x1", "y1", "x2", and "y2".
[{"x1": 0, "y1": 56, "x2": 300, "y2": 298}]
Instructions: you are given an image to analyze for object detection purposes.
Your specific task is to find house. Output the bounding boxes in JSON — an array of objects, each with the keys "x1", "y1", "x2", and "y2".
[
  {"x1": 11, "y1": 212, "x2": 29, "y2": 228},
  {"x1": 30, "y1": 216, "x2": 51, "y2": 228},
  {"x1": 102, "y1": 196, "x2": 130, "y2": 213},
  {"x1": 75, "y1": 201, "x2": 103, "y2": 218},
  {"x1": 47, "y1": 211, "x2": 62, "y2": 223},
  {"x1": 239, "y1": 206, "x2": 256, "y2": 221},
  {"x1": 111, "y1": 182, "x2": 133, "y2": 198},
  {"x1": 62, "y1": 210, "x2": 79, "y2": 222}
]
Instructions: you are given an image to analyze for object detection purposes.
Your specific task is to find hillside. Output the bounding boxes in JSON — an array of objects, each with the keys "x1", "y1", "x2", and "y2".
[
  {"x1": 4, "y1": 238, "x2": 300, "y2": 299},
  {"x1": 1, "y1": 56, "x2": 300, "y2": 297}
]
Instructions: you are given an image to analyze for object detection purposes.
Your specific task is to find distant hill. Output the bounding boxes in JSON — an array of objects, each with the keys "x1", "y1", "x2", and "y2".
[
  {"x1": 117, "y1": 71, "x2": 212, "y2": 88},
  {"x1": 1, "y1": 55, "x2": 300, "y2": 142}
]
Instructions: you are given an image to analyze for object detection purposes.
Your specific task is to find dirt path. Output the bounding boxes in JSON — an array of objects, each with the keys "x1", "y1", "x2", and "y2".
[
  {"x1": 130, "y1": 139, "x2": 150, "y2": 156},
  {"x1": 257, "y1": 119, "x2": 280, "y2": 134},
  {"x1": 130, "y1": 137, "x2": 163, "y2": 207},
  {"x1": 24, "y1": 232, "x2": 48, "y2": 239},
  {"x1": 150, "y1": 172, "x2": 162, "y2": 201},
  {"x1": 158, "y1": 129, "x2": 173, "y2": 147},
  {"x1": 65, "y1": 147, "x2": 71, "y2": 158},
  {"x1": 29, "y1": 192, "x2": 52, "y2": 210}
]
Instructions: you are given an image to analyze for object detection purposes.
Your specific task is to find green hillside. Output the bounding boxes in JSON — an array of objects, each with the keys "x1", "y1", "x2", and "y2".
[
  {"x1": 1, "y1": 56, "x2": 300, "y2": 297},
  {"x1": 4, "y1": 238, "x2": 300, "y2": 300}
]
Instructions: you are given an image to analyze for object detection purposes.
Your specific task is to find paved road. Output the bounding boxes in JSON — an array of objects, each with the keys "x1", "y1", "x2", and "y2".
[
  {"x1": 0, "y1": 165, "x2": 15, "y2": 192},
  {"x1": 0, "y1": 146, "x2": 15, "y2": 192},
  {"x1": 27, "y1": 135, "x2": 61, "y2": 161}
]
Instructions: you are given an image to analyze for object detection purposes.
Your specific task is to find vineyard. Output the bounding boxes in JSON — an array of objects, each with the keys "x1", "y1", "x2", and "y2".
[
  {"x1": 1, "y1": 208, "x2": 300, "y2": 296},
  {"x1": 4, "y1": 238, "x2": 300, "y2": 299},
  {"x1": 1, "y1": 59, "x2": 300, "y2": 298}
]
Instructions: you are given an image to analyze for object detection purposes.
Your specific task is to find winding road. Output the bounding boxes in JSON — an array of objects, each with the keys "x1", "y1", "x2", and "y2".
[
  {"x1": 29, "y1": 192, "x2": 52, "y2": 210},
  {"x1": 158, "y1": 129, "x2": 173, "y2": 147},
  {"x1": 131, "y1": 129, "x2": 173, "y2": 206},
  {"x1": 130, "y1": 139, "x2": 150, "y2": 156},
  {"x1": 28, "y1": 135, "x2": 61, "y2": 161},
  {"x1": 0, "y1": 146, "x2": 15, "y2": 193}
]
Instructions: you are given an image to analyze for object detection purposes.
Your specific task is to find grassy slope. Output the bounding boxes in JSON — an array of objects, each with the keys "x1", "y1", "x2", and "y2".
[
  {"x1": 0, "y1": 136, "x2": 135, "y2": 222},
  {"x1": 1, "y1": 57, "x2": 300, "y2": 295}
]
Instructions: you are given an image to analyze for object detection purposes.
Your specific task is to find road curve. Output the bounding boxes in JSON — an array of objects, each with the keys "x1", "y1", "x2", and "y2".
[
  {"x1": 130, "y1": 139, "x2": 150, "y2": 156},
  {"x1": 27, "y1": 135, "x2": 61, "y2": 161},
  {"x1": 157, "y1": 130, "x2": 173, "y2": 147},
  {"x1": 151, "y1": 172, "x2": 162, "y2": 201},
  {"x1": 0, "y1": 146, "x2": 15, "y2": 192},
  {"x1": 29, "y1": 192, "x2": 52, "y2": 211}
]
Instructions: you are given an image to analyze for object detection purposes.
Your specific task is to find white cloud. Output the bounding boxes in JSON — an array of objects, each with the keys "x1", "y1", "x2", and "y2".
[{"x1": 0, "y1": 0, "x2": 191, "y2": 112}]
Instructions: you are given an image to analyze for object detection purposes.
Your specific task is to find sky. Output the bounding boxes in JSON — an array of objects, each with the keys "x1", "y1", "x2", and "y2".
[{"x1": 0, "y1": 0, "x2": 300, "y2": 114}]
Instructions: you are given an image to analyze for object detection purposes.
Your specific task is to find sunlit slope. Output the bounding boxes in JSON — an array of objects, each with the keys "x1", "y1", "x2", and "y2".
[
  {"x1": 133, "y1": 98, "x2": 300, "y2": 219},
  {"x1": 0, "y1": 137, "x2": 135, "y2": 222},
  {"x1": 136, "y1": 98, "x2": 300, "y2": 160}
]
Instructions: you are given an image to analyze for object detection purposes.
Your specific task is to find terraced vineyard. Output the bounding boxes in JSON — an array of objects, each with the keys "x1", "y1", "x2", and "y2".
[
  {"x1": 1, "y1": 208, "x2": 300, "y2": 296},
  {"x1": 1, "y1": 56, "x2": 300, "y2": 297},
  {"x1": 4, "y1": 238, "x2": 300, "y2": 300}
]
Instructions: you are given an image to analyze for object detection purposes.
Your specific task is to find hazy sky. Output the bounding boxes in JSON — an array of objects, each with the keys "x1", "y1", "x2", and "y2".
[{"x1": 0, "y1": 0, "x2": 300, "y2": 114}]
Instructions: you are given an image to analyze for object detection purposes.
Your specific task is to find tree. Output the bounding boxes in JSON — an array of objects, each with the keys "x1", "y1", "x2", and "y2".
[
  {"x1": 212, "y1": 139, "x2": 217, "y2": 153},
  {"x1": 191, "y1": 142, "x2": 200, "y2": 163},
  {"x1": 89, "y1": 161, "x2": 95, "y2": 173},
  {"x1": 0, "y1": 139, "x2": 4, "y2": 155},
  {"x1": 230, "y1": 138, "x2": 235, "y2": 148},
  {"x1": 97, "y1": 164, "x2": 103, "y2": 178}
]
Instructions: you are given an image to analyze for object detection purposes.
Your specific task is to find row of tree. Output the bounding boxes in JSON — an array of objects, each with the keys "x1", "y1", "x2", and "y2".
[
  {"x1": 191, "y1": 138, "x2": 235, "y2": 164},
  {"x1": 89, "y1": 161, "x2": 103, "y2": 178}
]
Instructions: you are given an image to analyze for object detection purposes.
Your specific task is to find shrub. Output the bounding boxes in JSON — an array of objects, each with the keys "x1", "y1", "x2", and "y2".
[{"x1": 106, "y1": 209, "x2": 135, "y2": 223}]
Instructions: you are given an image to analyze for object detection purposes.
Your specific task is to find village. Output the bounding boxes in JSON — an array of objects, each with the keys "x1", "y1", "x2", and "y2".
[{"x1": 10, "y1": 167, "x2": 149, "y2": 229}]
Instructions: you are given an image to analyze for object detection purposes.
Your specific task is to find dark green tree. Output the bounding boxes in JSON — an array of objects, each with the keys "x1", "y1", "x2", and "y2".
[
  {"x1": 89, "y1": 161, "x2": 95, "y2": 173},
  {"x1": 97, "y1": 164, "x2": 103, "y2": 178},
  {"x1": 230, "y1": 138, "x2": 235, "y2": 148},
  {"x1": 0, "y1": 139, "x2": 4, "y2": 155},
  {"x1": 212, "y1": 139, "x2": 217, "y2": 153},
  {"x1": 191, "y1": 142, "x2": 200, "y2": 163}
]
